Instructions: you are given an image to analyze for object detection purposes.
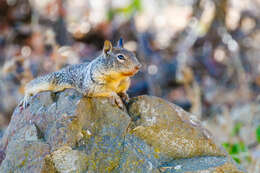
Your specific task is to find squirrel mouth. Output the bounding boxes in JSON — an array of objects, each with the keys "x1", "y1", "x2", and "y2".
[
  {"x1": 121, "y1": 65, "x2": 141, "y2": 76},
  {"x1": 121, "y1": 68, "x2": 139, "y2": 76}
]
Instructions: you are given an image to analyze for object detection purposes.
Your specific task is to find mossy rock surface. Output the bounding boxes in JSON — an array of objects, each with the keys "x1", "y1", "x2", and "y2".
[{"x1": 0, "y1": 89, "x2": 244, "y2": 172}]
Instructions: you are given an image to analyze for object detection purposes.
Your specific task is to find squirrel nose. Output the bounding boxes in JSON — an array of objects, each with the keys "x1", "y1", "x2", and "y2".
[{"x1": 135, "y1": 63, "x2": 142, "y2": 70}]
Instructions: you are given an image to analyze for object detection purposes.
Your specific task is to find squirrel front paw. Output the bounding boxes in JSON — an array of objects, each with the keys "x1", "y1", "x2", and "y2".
[
  {"x1": 110, "y1": 92, "x2": 124, "y2": 109},
  {"x1": 118, "y1": 92, "x2": 129, "y2": 104}
]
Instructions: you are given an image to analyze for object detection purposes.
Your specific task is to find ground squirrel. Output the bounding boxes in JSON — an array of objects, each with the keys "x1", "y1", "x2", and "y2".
[{"x1": 20, "y1": 38, "x2": 142, "y2": 109}]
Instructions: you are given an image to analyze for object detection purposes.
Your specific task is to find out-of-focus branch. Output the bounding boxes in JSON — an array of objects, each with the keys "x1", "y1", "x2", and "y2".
[{"x1": 175, "y1": 0, "x2": 216, "y2": 83}]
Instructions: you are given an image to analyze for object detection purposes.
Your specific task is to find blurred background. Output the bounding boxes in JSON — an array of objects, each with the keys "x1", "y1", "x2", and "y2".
[{"x1": 0, "y1": 0, "x2": 260, "y2": 171}]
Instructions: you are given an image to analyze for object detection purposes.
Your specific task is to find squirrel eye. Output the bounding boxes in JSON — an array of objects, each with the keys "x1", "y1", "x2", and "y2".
[{"x1": 117, "y1": 54, "x2": 125, "y2": 61}]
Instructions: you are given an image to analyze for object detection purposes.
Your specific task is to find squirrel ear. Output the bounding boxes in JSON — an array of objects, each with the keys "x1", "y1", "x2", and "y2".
[
  {"x1": 103, "y1": 40, "x2": 112, "y2": 54},
  {"x1": 117, "y1": 38, "x2": 124, "y2": 48}
]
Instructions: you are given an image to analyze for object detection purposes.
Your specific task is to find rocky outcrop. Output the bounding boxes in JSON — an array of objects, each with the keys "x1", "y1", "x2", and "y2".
[{"x1": 0, "y1": 89, "x2": 244, "y2": 172}]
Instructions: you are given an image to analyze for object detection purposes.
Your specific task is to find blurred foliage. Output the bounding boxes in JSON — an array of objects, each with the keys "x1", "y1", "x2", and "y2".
[
  {"x1": 222, "y1": 141, "x2": 251, "y2": 164},
  {"x1": 223, "y1": 123, "x2": 251, "y2": 164},
  {"x1": 257, "y1": 125, "x2": 260, "y2": 143},
  {"x1": 107, "y1": 0, "x2": 142, "y2": 21},
  {"x1": 232, "y1": 122, "x2": 243, "y2": 136}
]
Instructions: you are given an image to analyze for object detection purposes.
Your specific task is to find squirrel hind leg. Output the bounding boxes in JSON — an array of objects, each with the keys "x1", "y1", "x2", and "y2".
[
  {"x1": 22, "y1": 95, "x2": 30, "y2": 109},
  {"x1": 23, "y1": 95, "x2": 30, "y2": 109},
  {"x1": 18, "y1": 95, "x2": 30, "y2": 111}
]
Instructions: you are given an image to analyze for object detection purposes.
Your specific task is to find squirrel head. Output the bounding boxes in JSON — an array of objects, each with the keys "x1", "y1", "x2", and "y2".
[{"x1": 102, "y1": 39, "x2": 142, "y2": 76}]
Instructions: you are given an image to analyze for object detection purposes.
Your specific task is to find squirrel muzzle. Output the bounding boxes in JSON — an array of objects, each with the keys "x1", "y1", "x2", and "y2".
[{"x1": 122, "y1": 64, "x2": 142, "y2": 76}]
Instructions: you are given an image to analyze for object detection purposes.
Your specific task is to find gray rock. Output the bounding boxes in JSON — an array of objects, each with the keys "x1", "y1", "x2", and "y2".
[
  {"x1": 0, "y1": 89, "x2": 244, "y2": 172},
  {"x1": 46, "y1": 146, "x2": 88, "y2": 173},
  {"x1": 0, "y1": 124, "x2": 50, "y2": 173}
]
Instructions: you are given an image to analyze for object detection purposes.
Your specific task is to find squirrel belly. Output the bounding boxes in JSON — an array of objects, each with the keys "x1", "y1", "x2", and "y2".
[{"x1": 21, "y1": 39, "x2": 141, "y2": 109}]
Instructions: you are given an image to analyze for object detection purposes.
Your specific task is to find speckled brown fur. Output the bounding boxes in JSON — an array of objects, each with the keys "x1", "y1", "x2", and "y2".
[{"x1": 21, "y1": 39, "x2": 141, "y2": 109}]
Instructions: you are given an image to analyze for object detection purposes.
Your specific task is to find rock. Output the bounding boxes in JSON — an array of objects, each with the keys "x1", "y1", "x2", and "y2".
[
  {"x1": 46, "y1": 146, "x2": 88, "y2": 173},
  {"x1": 127, "y1": 96, "x2": 223, "y2": 158},
  {"x1": 0, "y1": 124, "x2": 50, "y2": 173},
  {"x1": 0, "y1": 89, "x2": 244, "y2": 172}
]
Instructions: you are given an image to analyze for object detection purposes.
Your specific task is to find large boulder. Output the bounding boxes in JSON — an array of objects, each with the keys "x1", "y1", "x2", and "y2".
[{"x1": 0, "y1": 89, "x2": 244, "y2": 173}]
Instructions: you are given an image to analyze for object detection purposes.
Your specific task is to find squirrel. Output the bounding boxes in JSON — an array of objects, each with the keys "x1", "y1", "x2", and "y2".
[{"x1": 20, "y1": 38, "x2": 142, "y2": 109}]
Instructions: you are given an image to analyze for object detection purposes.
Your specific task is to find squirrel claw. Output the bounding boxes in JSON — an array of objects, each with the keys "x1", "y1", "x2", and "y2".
[
  {"x1": 23, "y1": 100, "x2": 29, "y2": 109},
  {"x1": 19, "y1": 96, "x2": 29, "y2": 110},
  {"x1": 119, "y1": 92, "x2": 129, "y2": 104},
  {"x1": 110, "y1": 93, "x2": 124, "y2": 109}
]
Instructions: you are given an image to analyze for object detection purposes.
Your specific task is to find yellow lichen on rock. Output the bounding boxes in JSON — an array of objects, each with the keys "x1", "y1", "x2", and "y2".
[
  {"x1": 128, "y1": 95, "x2": 226, "y2": 159},
  {"x1": 47, "y1": 146, "x2": 88, "y2": 173}
]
